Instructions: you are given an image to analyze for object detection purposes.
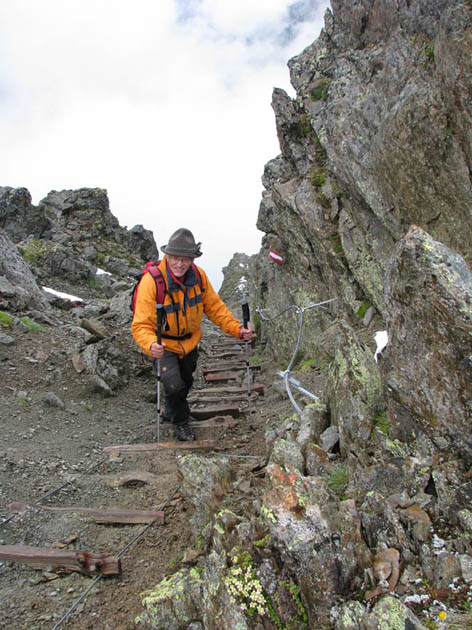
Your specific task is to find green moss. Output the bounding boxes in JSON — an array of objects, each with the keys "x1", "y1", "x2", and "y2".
[
  {"x1": 87, "y1": 275, "x2": 103, "y2": 289},
  {"x1": 385, "y1": 438, "x2": 410, "y2": 457},
  {"x1": 279, "y1": 580, "x2": 308, "y2": 625},
  {"x1": 0, "y1": 311, "x2": 14, "y2": 327},
  {"x1": 356, "y1": 301, "x2": 372, "y2": 320},
  {"x1": 329, "y1": 233, "x2": 343, "y2": 255},
  {"x1": 424, "y1": 43, "x2": 434, "y2": 61},
  {"x1": 165, "y1": 552, "x2": 183, "y2": 572},
  {"x1": 18, "y1": 317, "x2": 47, "y2": 332},
  {"x1": 254, "y1": 533, "x2": 271, "y2": 548},
  {"x1": 21, "y1": 240, "x2": 48, "y2": 266},
  {"x1": 310, "y1": 79, "x2": 331, "y2": 101},
  {"x1": 261, "y1": 505, "x2": 277, "y2": 523},
  {"x1": 297, "y1": 114, "x2": 313, "y2": 136},
  {"x1": 249, "y1": 355, "x2": 265, "y2": 366},
  {"x1": 327, "y1": 465, "x2": 349, "y2": 497},
  {"x1": 297, "y1": 358, "x2": 318, "y2": 372},
  {"x1": 310, "y1": 167, "x2": 326, "y2": 188},
  {"x1": 374, "y1": 411, "x2": 389, "y2": 436}
]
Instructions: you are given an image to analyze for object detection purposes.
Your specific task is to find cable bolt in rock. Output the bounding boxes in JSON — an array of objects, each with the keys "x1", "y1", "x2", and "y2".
[{"x1": 256, "y1": 298, "x2": 336, "y2": 416}]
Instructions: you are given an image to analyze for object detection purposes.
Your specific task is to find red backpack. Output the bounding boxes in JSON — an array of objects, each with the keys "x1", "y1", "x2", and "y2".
[{"x1": 131, "y1": 260, "x2": 202, "y2": 313}]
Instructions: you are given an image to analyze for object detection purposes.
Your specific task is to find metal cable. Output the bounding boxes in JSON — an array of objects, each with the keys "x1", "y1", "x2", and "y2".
[
  {"x1": 51, "y1": 483, "x2": 184, "y2": 629},
  {"x1": 256, "y1": 298, "x2": 336, "y2": 416}
]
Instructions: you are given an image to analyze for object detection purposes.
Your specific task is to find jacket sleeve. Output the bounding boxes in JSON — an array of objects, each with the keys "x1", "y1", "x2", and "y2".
[
  {"x1": 199, "y1": 268, "x2": 242, "y2": 339},
  {"x1": 131, "y1": 272, "x2": 158, "y2": 356}
]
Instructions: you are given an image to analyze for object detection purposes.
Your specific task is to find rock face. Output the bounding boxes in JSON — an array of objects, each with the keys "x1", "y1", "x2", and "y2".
[
  {"x1": 219, "y1": 252, "x2": 257, "y2": 310},
  {"x1": 0, "y1": 187, "x2": 158, "y2": 394},
  {"x1": 382, "y1": 226, "x2": 472, "y2": 468},
  {"x1": 255, "y1": 0, "x2": 472, "y2": 360},
  {"x1": 205, "y1": 0, "x2": 472, "y2": 627},
  {"x1": 1, "y1": 187, "x2": 158, "y2": 297}
]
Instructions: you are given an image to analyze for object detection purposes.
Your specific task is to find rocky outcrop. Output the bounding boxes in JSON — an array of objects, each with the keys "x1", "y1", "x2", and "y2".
[
  {"x1": 0, "y1": 187, "x2": 51, "y2": 241},
  {"x1": 202, "y1": 0, "x2": 472, "y2": 628},
  {"x1": 255, "y1": 0, "x2": 472, "y2": 359},
  {"x1": 0, "y1": 187, "x2": 157, "y2": 394},
  {"x1": 219, "y1": 252, "x2": 257, "y2": 310},
  {"x1": 381, "y1": 226, "x2": 472, "y2": 468},
  {"x1": 0, "y1": 230, "x2": 51, "y2": 312}
]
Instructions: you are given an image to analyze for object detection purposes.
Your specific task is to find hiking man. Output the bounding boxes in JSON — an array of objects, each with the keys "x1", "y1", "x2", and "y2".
[{"x1": 131, "y1": 228, "x2": 254, "y2": 441}]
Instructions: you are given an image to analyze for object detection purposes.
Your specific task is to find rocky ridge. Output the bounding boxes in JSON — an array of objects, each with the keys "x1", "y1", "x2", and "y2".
[{"x1": 1, "y1": 1, "x2": 472, "y2": 628}]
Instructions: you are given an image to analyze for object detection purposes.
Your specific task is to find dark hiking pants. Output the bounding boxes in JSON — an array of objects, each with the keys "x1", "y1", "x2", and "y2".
[{"x1": 154, "y1": 348, "x2": 198, "y2": 425}]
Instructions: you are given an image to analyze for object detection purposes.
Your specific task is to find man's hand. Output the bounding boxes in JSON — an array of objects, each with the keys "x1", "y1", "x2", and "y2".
[
  {"x1": 150, "y1": 342, "x2": 166, "y2": 359},
  {"x1": 239, "y1": 327, "x2": 255, "y2": 342}
]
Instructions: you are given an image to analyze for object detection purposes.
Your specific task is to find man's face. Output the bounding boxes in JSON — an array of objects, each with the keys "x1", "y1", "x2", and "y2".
[{"x1": 166, "y1": 254, "x2": 193, "y2": 279}]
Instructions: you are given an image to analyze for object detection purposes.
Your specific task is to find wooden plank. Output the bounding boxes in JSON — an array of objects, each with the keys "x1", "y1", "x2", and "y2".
[
  {"x1": 188, "y1": 395, "x2": 251, "y2": 404},
  {"x1": 104, "y1": 440, "x2": 215, "y2": 453},
  {"x1": 203, "y1": 365, "x2": 246, "y2": 374},
  {"x1": 204, "y1": 371, "x2": 240, "y2": 382},
  {"x1": 9, "y1": 501, "x2": 164, "y2": 525},
  {"x1": 211, "y1": 352, "x2": 243, "y2": 359},
  {"x1": 192, "y1": 384, "x2": 264, "y2": 396},
  {"x1": 0, "y1": 545, "x2": 121, "y2": 576},
  {"x1": 190, "y1": 406, "x2": 240, "y2": 419},
  {"x1": 101, "y1": 471, "x2": 160, "y2": 488},
  {"x1": 157, "y1": 416, "x2": 238, "y2": 430}
]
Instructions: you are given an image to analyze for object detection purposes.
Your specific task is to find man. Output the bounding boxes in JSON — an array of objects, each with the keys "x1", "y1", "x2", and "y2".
[{"x1": 131, "y1": 228, "x2": 254, "y2": 441}]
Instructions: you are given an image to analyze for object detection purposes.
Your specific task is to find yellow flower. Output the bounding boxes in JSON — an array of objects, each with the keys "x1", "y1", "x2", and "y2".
[{"x1": 438, "y1": 610, "x2": 447, "y2": 621}]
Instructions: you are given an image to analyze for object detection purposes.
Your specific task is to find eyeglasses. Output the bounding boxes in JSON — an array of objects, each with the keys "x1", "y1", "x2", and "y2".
[{"x1": 167, "y1": 255, "x2": 193, "y2": 264}]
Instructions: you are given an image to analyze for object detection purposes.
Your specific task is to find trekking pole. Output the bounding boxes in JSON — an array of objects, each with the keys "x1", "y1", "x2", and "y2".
[
  {"x1": 241, "y1": 299, "x2": 252, "y2": 425},
  {"x1": 155, "y1": 304, "x2": 165, "y2": 443}
]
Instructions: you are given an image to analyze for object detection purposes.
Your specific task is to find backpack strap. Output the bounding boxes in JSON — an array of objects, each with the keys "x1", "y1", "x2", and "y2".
[
  {"x1": 191, "y1": 263, "x2": 203, "y2": 292},
  {"x1": 146, "y1": 264, "x2": 166, "y2": 305}
]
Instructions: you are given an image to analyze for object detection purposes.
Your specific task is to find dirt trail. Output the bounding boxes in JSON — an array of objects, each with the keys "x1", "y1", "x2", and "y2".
[{"x1": 0, "y1": 320, "x2": 287, "y2": 630}]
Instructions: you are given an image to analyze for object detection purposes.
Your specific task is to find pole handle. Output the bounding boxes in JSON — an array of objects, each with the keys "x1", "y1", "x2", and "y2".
[
  {"x1": 241, "y1": 299, "x2": 250, "y2": 329},
  {"x1": 155, "y1": 304, "x2": 164, "y2": 345}
]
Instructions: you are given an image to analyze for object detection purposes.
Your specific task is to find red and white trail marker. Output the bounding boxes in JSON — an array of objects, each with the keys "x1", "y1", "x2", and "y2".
[{"x1": 269, "y1": 248, "x2": 284, "y2": 264}]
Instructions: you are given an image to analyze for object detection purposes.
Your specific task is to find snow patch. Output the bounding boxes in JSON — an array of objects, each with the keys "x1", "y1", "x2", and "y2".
[
  {"x1": 42, "y1": 286, "x2": 83, "y2": 302},
  {"x1": 374, "y1": 330, "x2": 388, "y2": 362}
]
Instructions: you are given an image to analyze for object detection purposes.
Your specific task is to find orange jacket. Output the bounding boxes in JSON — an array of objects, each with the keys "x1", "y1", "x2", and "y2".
[{"x1": 131, "y1": 258, "x2": 242, "y2": 357}]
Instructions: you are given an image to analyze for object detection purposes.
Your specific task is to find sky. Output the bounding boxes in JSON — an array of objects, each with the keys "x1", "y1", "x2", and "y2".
[{"x1": 0, "y1": 0, "x2": 329, "y2": 289}]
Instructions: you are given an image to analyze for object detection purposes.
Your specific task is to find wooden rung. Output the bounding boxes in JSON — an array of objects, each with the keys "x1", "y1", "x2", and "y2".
[
  {"x1": 204, "y1": 371, "x2": 240, "y2": 382},
  {"x1": 203, "y1": 365, "x2": 246, "y2": 374},
  {"x1": 157, "y1": 416, "x2": 238, "y2": 430},
  {"x1": 190, "y1": 406, "x2": 240, "y2": 419},
  {"x1": 104, "y1": 440, "x2": 215, "y2": 453},
  {"x1": 9, "y1": 501, "x2": 164, "y2": 525},
  {"x1": 188, "y1": 395, "x2": 251, "y2": 404},
  {"x1": 0, "y1": 545, "x2": 121, "y2": 576},
  {"x1": 192, "y1": 384, "x2": 264, "y2": 395}
]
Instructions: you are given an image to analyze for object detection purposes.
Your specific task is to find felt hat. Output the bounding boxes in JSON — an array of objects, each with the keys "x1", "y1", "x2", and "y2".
[{"x1": 161, "y1": 228, "x2": 202, "y2": 258}]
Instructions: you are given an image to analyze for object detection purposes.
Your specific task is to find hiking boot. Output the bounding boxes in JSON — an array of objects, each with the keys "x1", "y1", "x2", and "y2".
[{"x1": 174, "y1": 422, "x2": 196, "y2": 442}]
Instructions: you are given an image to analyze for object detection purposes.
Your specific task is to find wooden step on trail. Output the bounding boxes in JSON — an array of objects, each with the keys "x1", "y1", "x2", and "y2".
[
  {"x1": 0, "y1": 545, "x2": 121, "y2": 576},
  {"x1": 204, "y1": 371, "x2": 241, "y2": 383},
  {"x1": 194, "y1": 384, "x2": 264, "y2": 395},
  {"x1": 158, "y1": 416, "x2": 238, "y2": 430},
  {"x1": 188, "y1": 394, "x2": 254, "y2": 404},
  {"x1": 190, "y1": 406, "x2": 240, "y2": 419},
  {"x1": 209, "y1": 343, "x2": 244, "y2": 351},
  {"x1": 203, "y1": 365, "x2": 247, "y2": 375},
  {"x1": 9, "y1": 501, "x2": 164, "y2": 525},
  {"x1": 104, "y1": 440, "x2": 215, "y2": 456},
  {"x1": 210, "y1": 351, "x2": 243, "y2": 359}
]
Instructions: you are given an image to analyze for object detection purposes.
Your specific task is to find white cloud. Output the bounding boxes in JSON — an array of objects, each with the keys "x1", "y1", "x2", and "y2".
[{"x1": 0, "y1": 0, "x2": 328, "y2": 288}]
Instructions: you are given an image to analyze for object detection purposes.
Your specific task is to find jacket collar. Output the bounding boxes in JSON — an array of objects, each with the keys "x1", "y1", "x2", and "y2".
[{"x1": 163, "y1": 257, "x2": 198, "y2": 292}]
